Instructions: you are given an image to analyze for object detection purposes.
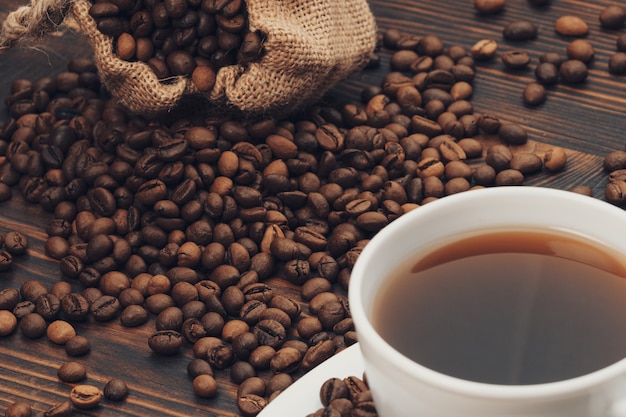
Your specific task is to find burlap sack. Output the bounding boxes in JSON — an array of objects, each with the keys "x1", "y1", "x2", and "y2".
[{"x1": 0, "y1": 0, "x2": 377, "y2": 116}]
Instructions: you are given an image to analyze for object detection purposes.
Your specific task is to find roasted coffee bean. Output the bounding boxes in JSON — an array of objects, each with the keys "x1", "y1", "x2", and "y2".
[
  {"x1": 566, "y1": 39, "x2": 594, "y2": 63},
  {"x1": 120, "y1": 304, "x2": 150, "y2": 327},
  {"x1": 0, "y1": 310, "x2": 18, "y2": 336},
  {"x1": 116, "y1": 32, "x2": 136, "y2": 60},
  {"x1": 82, "y1": 287, "x2": 104, "y2": 305},
  {"x1": 47, "y1": 320, "x2": 76, "y2": 345},
  {"x1": 239, "y1": 299, "x2": 266, "y2": 325},
  {"x1": 498, "y1": 123, "x2": 528, "y2": 145},
  {"x1": 230, "y1": 332, "x2": 257, "y2": 361},
  {"x1": 0, "y1": 288, "x2": 20, "y2": 310},
  {"x1": 96, "y1": 16, "x2": 126, "y2": 37},
  {"x1": 390, "y1": 50, "x2": 419, "y2": 71},
  {"x1": 187, "y1": 357, "x2": 214, "y2": 378},
  {"x1": 50, "y1": 283, "x2": 71, "y2": 303},
  {"x1": 43, "y1": 401, "x2": 72, "y2": 417},
  {"x1": 86, "y1": 233, "x2": 114, "y2": 262},
  {"x1": 559, "y1": 60, "x2": 588, "y2": 83},
  {"x1": 156, "y1": 306, "x2": 184, "y2": 331},
  {"x1": 89, "y1": 187, "x2": 116, "y2": 216},
  {"x1": 20, "y1": 312, "x2": 47, "y2": 338},
  {"x1": 600, "y1": 5, "x2": 626, "y2": 29},
  {"x1": 59, "y1": 255, "x2": 84, "y2": 279},
  {"x1": 609, "y1": 52, "x2": 626, "y2": 74},
  {"x1": 237, "y1": 393, "x2": 267, "y2": 417},
  {"x1": 544, "y1": 147, "x2": 568, "y2": 172},
  {"x1": 20, "y1": 280, "x2": 47, "y2": 303},
  {"x1": 230, "y1": 361, "x2": 256, "y2": 384},
  {"x1": 320, "y1": 377, "x2": 350, "y2": 406},
  {"x1": 470, "y1": 39, "x2": 497, "y2": 60},
  {"x1": 0, "y1": 249, "x2": 13, "y2": 271},
  {"x1": 35, "y1": 293, "x2": 61, "y2": 320},
  {"x1": 70, "y1": 385, "x2": 102, "y2": 409},
  {"x1": 78, "y1": 0, "x2": 115, "y2": 19},
  {"x1": 182, "y1": 317, "x2": 208, "y2": 343},
  {"x1": 605, "y1": 151, "x2": 626, "y2": 172},
  {"x1": 318, "y1": 300, "x2": 346, "y2": 330},
  {"x1": 501, "y1": 50, "x2": 531, "y2": 69},
  {"x1": 555, "y1": 15, "x2": 589, "y2": 36},
  {"x1": 355, "y1": 211, "x2": 388, "y2": 232},
  {"x1": 438, "y1": 137, "x2": 466, "y2": 162},
  {"x1": 474, "y1": 0, "x2": 505, "y2": 14},
  {"x1": 149, "y1": 329, "x2": 184, "y2": 355},
  {"x1": 193, "y1": 374, "x2": 219, "y2": 398},
  {"x1": 496, "y1": 168, "x2": 525, "y2": 186},
  {"x1": 65, "y1": 335, "x2": 92, "y2": 356},
  {"x1": 344, "y1": 376, "x2": 370, "y2": 403},
  {"x1": 5, "y1": 402, "x2": 32, "y2": 417},
  {"x1": 523, "y1": 82, "x2": 547, "y2": 106},
  {"x1": 5, "y1": 231, "x2": 28, "y2": 255},
  {"x1": 270, "y1": 346, "x2": 302, "y2": 374},
  {"x1": 419, "y1": 34, "x2": 445, "y2": 57},
  {"x1": 253, "y1": 319, "x2": 286, "y2": 349},
  {"x1": 444, "y1": 160, "x2": 472, "y2": 180},
  {"x1": 535, "y1": 62, "x2": 559, "y2": 85},
  {"x1": 473, "y1": 164, "x2": 497, "y2": 186},
  {"x1": 416, "y1": 157, "x2": 444, "y2": 178},
  {"x1": 606, "y1": 181, "x2": 626, "y2": 205},
  {"x1": 207, "y1": 343, "x2": 235, "y2": 369},
  {"x1": 103, "y1": 378, "x2": 129, "y2": 401},
  {"x1": 90, "y1": 295, "x2": 121, "y2": 321},
  {"x1": 477, "y1": 113, "x2": 500, "y2": 134},
  {"x1": 302, "y1": 339, "x2": 336, "y2": 370},
  {"x1": 510, "y1": 153, "x2": 543, "y2": 174},
  {"x1": 61, "y1": 293, "x2": 90, "y2": 322},
  {"x1": 267, "y1": 372, "x2": 292, "y2": 396},
  {"x1": 45, "y1": 236, "x2": 71, "y2": 259},
  {"x1": 485, "y1": 144, "x2": 513, "y2": 171},
  {"x1": 502, "y1": 21, "x2": 538, "y2": 41},
  {"x1": 57, "y1": 361, "x2": 87, "y2": 383},
  {"x1": 246, "y1": 345, "x2": 275, "y2": 371}
]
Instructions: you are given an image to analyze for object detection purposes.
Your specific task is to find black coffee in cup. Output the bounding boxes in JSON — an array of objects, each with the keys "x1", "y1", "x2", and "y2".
[{"x1": 373, "y1": 228, "x2": 626, "y2": 385}]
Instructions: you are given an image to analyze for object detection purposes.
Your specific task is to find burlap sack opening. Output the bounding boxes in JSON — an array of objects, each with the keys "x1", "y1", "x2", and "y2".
[{"x1": 0, "y1": 0, "x2": 377, "y2": 116}]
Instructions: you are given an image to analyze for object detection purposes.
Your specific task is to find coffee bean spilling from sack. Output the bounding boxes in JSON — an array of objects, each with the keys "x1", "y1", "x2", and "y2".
[{"x1": 88, "y1": 0, "x2": 266, "y2": 92}]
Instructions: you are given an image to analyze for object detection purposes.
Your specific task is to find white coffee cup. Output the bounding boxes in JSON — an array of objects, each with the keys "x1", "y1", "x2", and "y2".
[{"x1": 349, "y1": 186, "x2": 626, "y2": 417}]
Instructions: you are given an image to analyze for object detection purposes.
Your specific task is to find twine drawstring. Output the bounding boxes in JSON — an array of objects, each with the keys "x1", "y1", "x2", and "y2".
[{"x1": 0, "y1": 0, "x2": 72, "y2": 49}]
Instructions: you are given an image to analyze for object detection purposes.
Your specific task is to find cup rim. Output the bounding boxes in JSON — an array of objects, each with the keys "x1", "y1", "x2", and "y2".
[{"x1": 349, "y1": 186, "x2": 626, "y2": 400}]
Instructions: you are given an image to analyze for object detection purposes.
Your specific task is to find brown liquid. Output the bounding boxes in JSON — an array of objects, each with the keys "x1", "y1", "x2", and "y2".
[{"x1": 372, "y1": 228, "x2": 626, "y2": 385}]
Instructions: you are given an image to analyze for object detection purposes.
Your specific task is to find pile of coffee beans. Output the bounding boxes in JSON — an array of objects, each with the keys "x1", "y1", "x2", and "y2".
[
  {"x1": 88, "y1": 0, "x2": 265, "y2": 92},
  {"x1": 13, "y1": 0, "x2": 626, "y2": 408},
  {"x1": 0, "y1": 21, "x2": 582, "y2": 413},
  {"x1": 307, "y1": 375, "x2": 377, "y2": 417}
]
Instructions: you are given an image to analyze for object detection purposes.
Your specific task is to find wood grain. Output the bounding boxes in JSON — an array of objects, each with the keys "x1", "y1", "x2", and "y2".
[{"x1": 0, "y1": 0, "x2": 624, "y2": 415}]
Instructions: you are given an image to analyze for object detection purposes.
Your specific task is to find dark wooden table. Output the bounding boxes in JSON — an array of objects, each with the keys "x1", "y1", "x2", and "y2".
[{"x1": 0, "y1": 0, "x2": 624, "y2": 415}]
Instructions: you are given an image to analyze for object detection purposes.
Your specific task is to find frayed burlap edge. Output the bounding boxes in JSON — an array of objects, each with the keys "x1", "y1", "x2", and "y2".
[{"x1": 0, "y1": 0, "x2": 70, "y2": 49}]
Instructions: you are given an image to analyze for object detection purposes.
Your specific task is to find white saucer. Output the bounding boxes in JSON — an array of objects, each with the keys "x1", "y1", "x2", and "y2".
[{"x1": 258, "y1": 343, "x2": 365, "y2": 416}]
